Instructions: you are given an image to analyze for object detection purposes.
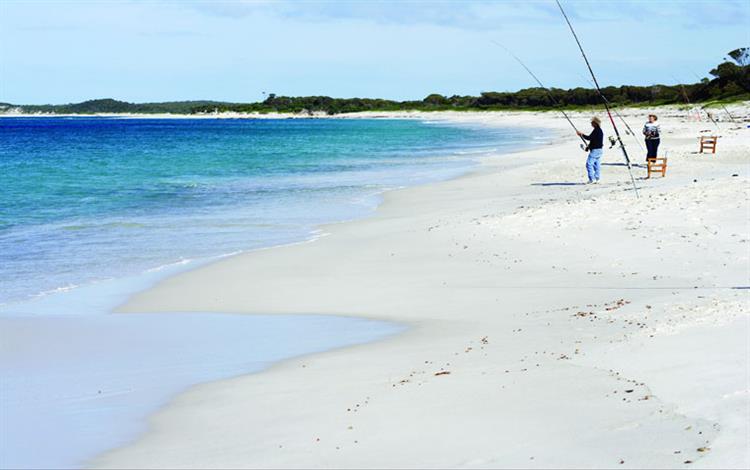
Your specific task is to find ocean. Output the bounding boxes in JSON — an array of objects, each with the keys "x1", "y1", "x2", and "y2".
[
  {"x1": 0, "y1": 117, "x2": 541, "y2": 469},
  {"x1": 0, "y1": 117, "x2": 537, "y2": 308}
]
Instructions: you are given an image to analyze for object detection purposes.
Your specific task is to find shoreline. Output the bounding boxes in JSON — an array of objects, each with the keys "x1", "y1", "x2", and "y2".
[
  {"x1": 1, "y1": 102, "x2": 747, "y2": 121},
  {"x1": 0, "y1": 312, "x2": 403, "y2": 470},
  {"x1": 0, "y1": 115, "x2": 550, "y2": 469},
  {"x1": 92, "y1": 108, "x2": 748, "y2": 468},
  {"x1": 0, "y1": 115, "x2": 542, "y2": 312}
]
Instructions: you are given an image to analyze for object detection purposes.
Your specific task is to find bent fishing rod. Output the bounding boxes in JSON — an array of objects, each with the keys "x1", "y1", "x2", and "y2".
[
  {"x1": 491, "y1": 40, "x2": 589, "y2": 149},
  {"x1": 556, "y1": 0, "x2": 639, "y2": 198}
]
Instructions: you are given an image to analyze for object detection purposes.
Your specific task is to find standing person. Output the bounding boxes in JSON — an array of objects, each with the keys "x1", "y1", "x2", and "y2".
[
  {"x1": 577, "y1": 117, "x2": 604, "y2": 184},
  {"x1": 643, "y1": 114, "x2": 660, "y2": 161}
]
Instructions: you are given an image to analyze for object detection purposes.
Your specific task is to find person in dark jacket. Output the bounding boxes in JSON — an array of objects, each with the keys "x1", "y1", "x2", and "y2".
[{"x1": 577, "y1": 117, "x2": 604, "y2": 184}]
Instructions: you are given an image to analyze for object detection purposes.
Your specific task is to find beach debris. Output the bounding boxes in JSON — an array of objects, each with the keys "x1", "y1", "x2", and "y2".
[
  {"x1": 605, "y1": 299, "x2": 630, "y2": 311},
  {"x1": 696, "y1": 447, "x2": 710, "y2": 452},
  {"x1": 684, "y1": 460, "x2": 693, "y2": 464},
  {"x1": 434, "y1": 371, "x2": 451, "y2": 376}
]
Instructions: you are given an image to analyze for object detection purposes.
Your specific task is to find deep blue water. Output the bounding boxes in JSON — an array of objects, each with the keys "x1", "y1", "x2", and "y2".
[{"x1": 0, "y1": 117, "x2": 535, "y2": 307}]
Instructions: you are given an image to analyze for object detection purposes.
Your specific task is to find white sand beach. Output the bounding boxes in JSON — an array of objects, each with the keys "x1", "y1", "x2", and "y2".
[{"x1": 92, "y1": 107, "x2": 749, "y2": 469}]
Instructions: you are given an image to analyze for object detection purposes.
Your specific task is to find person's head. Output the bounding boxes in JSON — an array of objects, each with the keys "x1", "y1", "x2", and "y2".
[
  {"x1": 591, "y1": 117, "x2": 601, "y2": 128},
  {"x1": 648, "y1": 114, "x2": 657, "y2": 123}
]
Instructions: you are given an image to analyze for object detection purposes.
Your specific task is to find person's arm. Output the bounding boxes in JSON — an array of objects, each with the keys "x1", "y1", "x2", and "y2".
[
  {"x1": 643, "y1": 124, "x2": 648, "y2": 136},
  {"x1": 577, "y1": 131, "x2": 591, "y2": 140}
]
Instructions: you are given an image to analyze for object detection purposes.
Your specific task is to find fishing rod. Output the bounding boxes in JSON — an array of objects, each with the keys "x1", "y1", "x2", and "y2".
[
  {"x1": 690, "y1": 70, "x2": 736, "y2": 123},
  {"x1": 671, "y1": 75, "x2": 694, "y2": 108},
  {"x1": 671, "y1": 74, "x2": 707, "y2": 124},
  {"x1": 555, "y1": 0, "x2": 639, "y2": 198},
  {"x1": 491, "y1": 40, "x2": 589, "y2": 149},
  {"x1": 719, "y1": 104, "x2": 736, "y2": 123},
  {"x1": 577, "y1": 74, "x2": 644, "y2": 152},
  {"x1": 675, "y1": 77, "x2": 723, "y2": 129},
  {"x1": 607, "y1": 105, "x2": 644, "y2": 152},
  {"x1": 609, "y1": 106, "x2": 644, "y2": 152},
  {"x1": 713, "y1": 104, "x2": 736, "y2": 123},
  {"x1": 701, "y1": 105, "x2": 721, "y2": 129}
]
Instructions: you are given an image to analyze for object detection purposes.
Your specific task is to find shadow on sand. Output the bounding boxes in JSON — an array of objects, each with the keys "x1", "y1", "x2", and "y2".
[
  {"x1": 531, "y1": 182, "x2": 586, "y2": 187},
  {"x1": 603, "y1": 162, "x2": 649, "y2": 168}
]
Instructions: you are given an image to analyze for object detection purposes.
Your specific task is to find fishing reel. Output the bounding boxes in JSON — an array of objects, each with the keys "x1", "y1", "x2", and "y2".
[
  {"x1": 579, "y1": 143, "x2": 589, "y2": 152},
  {"x1": 608, "y1": 136, "x2": 618, "y2": 149}
]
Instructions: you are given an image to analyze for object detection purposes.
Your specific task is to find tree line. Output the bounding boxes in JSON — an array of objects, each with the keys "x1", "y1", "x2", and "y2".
[{"x1": 3, "y1": 49, "x2": 747, "y2": 116}]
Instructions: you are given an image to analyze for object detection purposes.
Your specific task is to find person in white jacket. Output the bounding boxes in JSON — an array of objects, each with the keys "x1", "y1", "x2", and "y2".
[{"x1": 643, "y1": 114, "x2": 660, "y2": 161}]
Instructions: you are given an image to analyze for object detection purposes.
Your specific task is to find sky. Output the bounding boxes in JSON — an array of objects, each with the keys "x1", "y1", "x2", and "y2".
[{"x1": 1, "y1": 0, "x2": 748, "y2": 104}]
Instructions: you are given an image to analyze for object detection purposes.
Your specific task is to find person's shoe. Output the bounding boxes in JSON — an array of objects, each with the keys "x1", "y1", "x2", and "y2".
[{"x1": 593, "y1": 180, "x2": 600, "y2": 184}]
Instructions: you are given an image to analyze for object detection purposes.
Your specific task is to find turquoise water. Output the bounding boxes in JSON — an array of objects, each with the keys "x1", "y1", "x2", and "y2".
[
  {"x1": 0, "y1": 117, "x2": 542, "y2": 469},
  {"x1": 0, "y1": 117, "x2": 536, "y2": 307}
]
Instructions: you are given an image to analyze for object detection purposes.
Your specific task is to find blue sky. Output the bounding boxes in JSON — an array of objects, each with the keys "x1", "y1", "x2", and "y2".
[{"x1": 1, "y1": 0, "x2": 748, "y2": 104}]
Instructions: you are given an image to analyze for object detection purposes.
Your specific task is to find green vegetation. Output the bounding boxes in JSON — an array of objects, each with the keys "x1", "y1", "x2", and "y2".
[{"x1": 3, "y1": 49, "x2": 748, "y2": 116}]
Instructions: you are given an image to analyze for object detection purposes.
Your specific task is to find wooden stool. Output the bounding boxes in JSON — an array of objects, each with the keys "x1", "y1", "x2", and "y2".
[
  {"x1": 647, "y1": 157, "x2": 667, "y2": 178},
  {"x1": 699, "y1": 136, "x2": 719, "y2": 153}
]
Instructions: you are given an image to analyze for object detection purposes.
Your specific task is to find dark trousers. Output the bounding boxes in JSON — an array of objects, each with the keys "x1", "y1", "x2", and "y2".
[{"x1": 646, "y1": 139, "x2": 660, "y2": 159}]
